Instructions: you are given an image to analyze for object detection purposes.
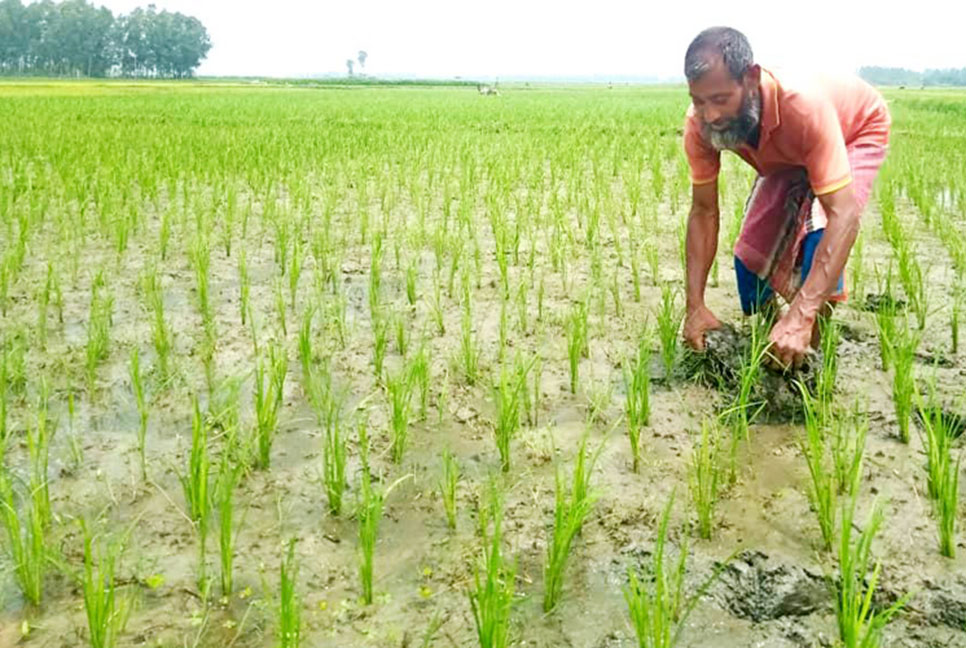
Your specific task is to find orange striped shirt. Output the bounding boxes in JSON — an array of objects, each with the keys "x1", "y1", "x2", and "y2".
[{"x1": 684, "y1": 67, "x2": 891, "y2": 195}]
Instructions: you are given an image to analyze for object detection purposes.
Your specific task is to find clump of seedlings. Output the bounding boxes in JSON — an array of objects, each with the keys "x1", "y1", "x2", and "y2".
[
  {"x1": 543, "y1": 433, "x2": 601, "y2": 612},
  {"x1": 688, "y1": 418, "x2": 723, "y2": 540},
  {"x1": 889, "y1": 317, "x2": 920, "y2": 443},
  {"x1": 278, "y1": 539, "x2": 301, "y2": 648},
  {"x1": 566, "y1": 299, "x2": 589, "y2": 394},
  {"x1": 623, "y1": 328, "x2": 653, "y2": 473},
  {"x1": 656, "y1": 283, "x2": 682, "y2": 381},
  {"x1": 469, "y1": 478, "x2": 516, "y2": 648},
  {"x1": 80, "y1": 520, "x2": 134, "y2": 648},
  {"x1": 440, "y1": 448, "x2": 460, "y2": 530}
]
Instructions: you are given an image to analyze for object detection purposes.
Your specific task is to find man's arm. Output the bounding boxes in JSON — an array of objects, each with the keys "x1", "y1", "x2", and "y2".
[
  {"x1": 683, "y1": 180, "x2": 722, "y2": 350},
  {"x1": 769, "y1": 183, "x2": 860, "y2": 366}
]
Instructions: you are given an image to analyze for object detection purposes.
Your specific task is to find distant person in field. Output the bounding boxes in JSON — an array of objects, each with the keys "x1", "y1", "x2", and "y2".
[{"x1": 680, "y1": 26, "x2": 891, "y2": 369}]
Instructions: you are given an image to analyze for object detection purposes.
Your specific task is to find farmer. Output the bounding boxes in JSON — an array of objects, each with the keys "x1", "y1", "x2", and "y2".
[{"x1": 680, "y1": 27, "x2": 891, "y2": 369}]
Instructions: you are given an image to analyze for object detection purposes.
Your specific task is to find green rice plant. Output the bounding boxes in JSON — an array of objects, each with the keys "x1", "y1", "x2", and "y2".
[
  {"x1": 459, "y1": 299, "x2": 481, "y2": 386},
  {"x1": 238, "y1": 249, "x2": 251, "y2": 327},
  {"x1": 253, "y1": 344, "x2": 287, "y2": 470},
  {"x1": 440, "y1": 448, "x2": 459, "y2": 530},
  {"x1": 874, "y1": 306, "x2": 896, "y2": 372},
  {"x1": 0, "y1": 463, "x2": 47, "y2": 606},
  {"x1": 322, "y1": 412, "x2": 347, "y2": 516},
  {"x1": 372, "y1": 314, "x2": 389, "y2": 379},
  {"x1": 916, "y1": 388, "x2": 954, "y2": 503},
  {"x1": 27, "y1": 385, "x2": 52, "y2": 532},
  {"x1": 191, "y1": 235, "x2": 214, "y2": 337},
  {"x1": 831, "y1": 403, "x2": 869, "y2": 497},
  {"x1": 410, "y1": 343, "x2": 432, "y2": 421},
  {"x1": 468, "y1": 479, "x2": 516, "y2": 648},
  {"x1": 623, "y1": 493, "x2": 718, "y2": 648},
  {"x1": 851, "y1": 230, "x2": 866, "y2": 302},
  {"x1": 80, "y1": 520, "x2": 133, "y2": 648},
  {"x1": 179, "y1": 396, "x2": 212, "y2": 590},
  {"x1": 624, "y1": 329, "x2": 653, "y2": 473},
  {"x1": 215, "y1": 449, "x2": 242, "y2": 597},
  {"x1": 430, "y1": 278, "x2": 446, "y2": 336},
  {"x1": 688, "y1": 419, "x2": 722, "y2": 540},
  {"x1": 288, "y1": 237, "x2": 304, "y2": 311},
  {"x1": 833, "y1": 498, "x2": 910, "y2": 647},
  {"x1": 278, "y1": 539, "x2": 301, "y2": 648},
  {"x1": 724, "y1": 313, "x2": 770, "y2": 482},
  {"x1": 141, "y1": 269, "x2": 172, "y2": 381},
  {"x1": 935, "y1": 446, "x2": 960, "y2": 559},
  {"x1": 357, "y1": 434, "x2": 404, "y2": 605},
  {"x1": 896, "y1": 244, "x2": 927, "y2": 330},
  {"x1": 0, "y1": 345, "x2": 7, "y2": 442},
  {"x1": 566, "y1": 299, "x2": 589, "y2": 394},
  {"x1": 890, "y1": 318, "x2": 920, "y2": 443},
  {"x1": 543, "y1": 433, "x2": 601, "y2": 612},
  {"x1": 493, "y1": 357, "x2": 531, "y2": 473},
  {"x1": 129, "y1": 348, "x2": 149, "y2": 480},
  {"x1": 369, "y1": 234, "x2": 384, "y2": 319},
  {"x1": 406, "y1": 257, "x2": 419, "y2": 306},
  {"x1": 952, "y1": 281, "x2": 963, "y2": 355},
  {"x1": 798, "y1": 384, "x2": 836, "y2": 552},
  {"x1": 656, "y1": 283, "x2": 682, "y2": 381},
  {"x1": 386, "y1": 366, "x2": 414, "y2": 464},
  {"x1": 85, "y1": 271, "x2": 113, "y2": 395},
  {"x1": 816, "y1": 316, "x2": 841, "y2": 415},
  {"x1": 393, "y1": 311, "x2": 410, "y2": 356},
  {"x1": 274, "y1": 277, "x2": 287, "y2": 336}
]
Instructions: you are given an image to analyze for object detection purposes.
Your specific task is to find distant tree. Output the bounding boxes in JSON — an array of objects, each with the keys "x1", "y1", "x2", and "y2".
[
  {"x1": 357, "y1": 50, "x2": 367, "y2": 70},
  {"x1": 346, "y1": 58, "x2": 354, "y2": 76},
  {"x1": 0, "y1": 0, "x2": 209, "y2": 78}
]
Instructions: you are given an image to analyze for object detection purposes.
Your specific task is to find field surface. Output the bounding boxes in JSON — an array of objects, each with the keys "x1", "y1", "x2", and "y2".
[{"x1": 0, "y1": 81, "x2": 965, "y2": 647}]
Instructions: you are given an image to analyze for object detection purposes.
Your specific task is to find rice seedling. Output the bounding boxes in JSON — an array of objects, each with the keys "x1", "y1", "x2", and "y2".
[
  {"x1": 191, "y1": 235, "x2": 214, "y2": 337},
  {"x1": 623, "y1": 493, "x2": 721, "y2": 648},
  {"x1": 288, "y1": 237, "x2": 304, "y2": 311},
  {"x1": 393, "y1": 310, "x2": 410, "y2": 356},
  {"x1": 439, "y1": 448, "x2": 459, "y2": 530},
  {"x1": 851, "y1": 230, "x2": 866, "y2": 301},
  {"x1": 80, "y1": 520, "x2": 134, "y2": 648},
  {"x1": 238, "y1": 249, "x2": 251, "y2": 326},
  {"x1": 406, "y1": 257, "x2": 419, "y2": 306},
  {"x1": 656, "y1": 283, "x2": 682, "y2": 381},
  {"x1": 798, "y1": 383, "x2": 836, "y2": 552},
  {"x1": 459, "y1": 299, "x2": 481, "y2": 386},
  {"x1": 274, "y1": 277, "x2": 288, "y2": 336},
  {"x1": 543, "y1": 433, "x2": 601, "y2": 612},
  {"x1": 935, "y1": 446, "x2": 960, "y2": 559},
  {"x1": 410, "y1": 343, "x2": 432, "y2": 421},
  {"x1": 141, "y1": 269, "x2": 172, "y2": 381},
  {"x1": 724, "y1": 313, "x2": 770, "y2": 482},
  {"x1": 386, "y1": 366, "x2": 414, "y2": 464},
  {"x1": 952, "y1": 280, "x2": 963, "y2": 355},
  {"x1": 833, "y1": 498, "x2": 910, "y2": 647},
  {"x1": 566, "y1": 299, "x2": 589, "y2": 394},
  {"x1": 688, "y1": 418, "x2": 722, "y2": 540},
  {"x1": 468, "y1": 479, "x2": 516, "y2": 648},
  {"x1": 85, "y1": 271, "x2": 113, "y2": 395},
  {"x1": 816, "y1": 316, "x2": 841, "y2": 414},
  {"x1": 129, "y1": 348, "x2": 149, "y2": 480},
  {"x1": 831, "y1": 403, "x2": 868, "y2": 497},
  {"x1": 896, "y1": 244, "x2": 928, "y2": 330},
  {"x1": 278, "y1": 539, "x2": 301, "y2": 648},
  {"x1": 253, "y1": 343, "x2": 287, "y2": 470},
  {"x1": 624, "y1": 328, "x2": 653, "y2": 473},
  {"x1": 372, "y1": 314, "x2": 389, "y2": 379},
  {"x1": 916, "y1": 387, "x2": 955, "y2": 503},
  {"x1": 493, "y1": 356, "x2": 532, "y2": 473},
  {"x1": 0, "y1": 463, "x2": 47, "y2": 606},
  {"x1": 215, "y1": 448, "x2": 242, "y2": 597},
  {"x1": 322, "y1": 412, "x2": 347, "y2": 516},
  {"x1": 890, "y1": 318, "x2": 920, "y2": 443},
  {"x1": 179, "y1": 396, "x2": 212, "y2": 590}
]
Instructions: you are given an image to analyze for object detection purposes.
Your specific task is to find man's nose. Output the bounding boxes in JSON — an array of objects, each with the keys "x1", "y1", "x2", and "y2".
[{"x1": 704, "y1": 106, "x2": 721, "y2": 124}]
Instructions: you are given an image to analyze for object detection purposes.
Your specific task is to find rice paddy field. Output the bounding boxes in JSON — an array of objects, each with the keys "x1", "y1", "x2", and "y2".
[{"x1": 0, "y1": 80, "x2": 965, "y2": 647}]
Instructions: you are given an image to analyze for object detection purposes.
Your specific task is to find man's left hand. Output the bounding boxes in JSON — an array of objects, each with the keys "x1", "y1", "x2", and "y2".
[{"x1": 767, "y1": 310, "x2": 815, "y2": 370}]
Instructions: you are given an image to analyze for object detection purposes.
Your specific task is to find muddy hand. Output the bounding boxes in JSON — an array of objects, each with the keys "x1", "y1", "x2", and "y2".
[
  {"x1": 683, "y1": 304, "x2": 722, "y2": 351},
  {"x1": 767, "y1": 311, "x2": 814, "y2": 371}
]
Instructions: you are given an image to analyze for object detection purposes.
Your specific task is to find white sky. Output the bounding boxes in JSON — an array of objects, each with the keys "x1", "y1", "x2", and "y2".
[{"x1": 91, "y1": 0, "x2": 965, "y2": 79}]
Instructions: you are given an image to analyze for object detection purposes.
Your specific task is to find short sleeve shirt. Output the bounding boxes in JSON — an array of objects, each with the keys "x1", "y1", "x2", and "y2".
[{"x1": 683, "y1": 68, "x2": 891, "y2": 195}]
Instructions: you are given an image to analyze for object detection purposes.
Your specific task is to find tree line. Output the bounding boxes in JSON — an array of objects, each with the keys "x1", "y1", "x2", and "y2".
[
  {"x1": 860, "y1": 66, "x2": 966, "y2": 87},
  {"x1": 0, "y1": 0, "x2": 211, "y2": 78}
]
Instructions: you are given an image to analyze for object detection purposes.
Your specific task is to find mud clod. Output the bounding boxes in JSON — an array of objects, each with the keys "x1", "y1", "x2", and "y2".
[{"x1": 714, "y1": 550, "x2": 826, "y2": 622}]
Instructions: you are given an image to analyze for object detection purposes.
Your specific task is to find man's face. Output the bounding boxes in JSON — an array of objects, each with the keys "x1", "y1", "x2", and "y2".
[{"x1": 688, "y1": 57, "x2": 760, "y2": 151}]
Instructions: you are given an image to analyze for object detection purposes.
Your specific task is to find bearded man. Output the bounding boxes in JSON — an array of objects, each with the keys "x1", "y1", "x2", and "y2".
[{"x1": 680, "y1": 26, "x2": 891, "y2": 368}]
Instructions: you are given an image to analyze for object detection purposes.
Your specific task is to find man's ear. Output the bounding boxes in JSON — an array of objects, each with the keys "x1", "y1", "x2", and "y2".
[{"x1": 744, "y1": 64, "x2": 761, "y2": 89}]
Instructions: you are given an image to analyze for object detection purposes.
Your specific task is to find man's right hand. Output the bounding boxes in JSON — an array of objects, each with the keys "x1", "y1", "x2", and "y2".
[{"x1": 683, "y1": 304, "x2": 722, "y2": 351}]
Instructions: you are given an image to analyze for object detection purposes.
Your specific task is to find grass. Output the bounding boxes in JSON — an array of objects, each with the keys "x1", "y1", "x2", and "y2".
[
  {"x1": 129, "y1": 348, "x2": 149, "y2": 480},
  {"x1": 543, "y1": 433, "x2": 601, "y2": 612},
  {"x1": 440, "y1": 448, "x2": 459, "y2": 530},
  {"x1": 688, "y1": 418, "x2": 722, "y2": 541},
  {"x1": 468, "y1": 479, "x2": 516, "y2": 648},
  {"x1": 656, "y1": 283, "x2": 682, "y2": 381},
  {"x1": 278, "y1": 539, "x2": 301, "y2": 648}
]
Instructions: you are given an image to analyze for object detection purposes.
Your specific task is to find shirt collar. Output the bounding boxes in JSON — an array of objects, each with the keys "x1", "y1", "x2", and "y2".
[{"x1": 759, "y1": 66, "x2": 780, "y2": 139}]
